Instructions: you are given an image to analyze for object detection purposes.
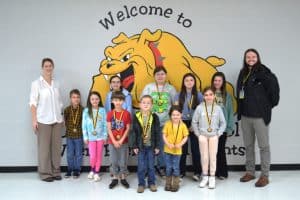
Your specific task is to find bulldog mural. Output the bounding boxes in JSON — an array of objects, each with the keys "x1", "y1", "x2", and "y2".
[{"x1": 91, "y1": 29, "x2": 237, "y2": 111}]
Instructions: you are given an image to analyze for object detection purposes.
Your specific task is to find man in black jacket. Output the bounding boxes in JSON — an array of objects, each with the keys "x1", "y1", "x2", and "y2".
[{"x1": 236, "y1": 49, "x2": 279, "y2": 187}]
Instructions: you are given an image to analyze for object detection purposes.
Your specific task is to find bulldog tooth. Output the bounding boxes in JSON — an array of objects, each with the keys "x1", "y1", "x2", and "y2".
[{"x1": 104, "y1": 75, "x2": 109, "y2": 80}]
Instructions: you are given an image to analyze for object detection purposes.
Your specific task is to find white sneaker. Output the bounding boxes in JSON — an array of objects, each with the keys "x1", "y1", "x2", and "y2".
[
  {"x1": 199, "y1": 175, "x2": 208, "y2": 188},
  {"x1": 192, "y1": 174, "x2": 200, "y2": 182},
  {"x1": 87, "y1": 171, "x2": 94, "y2": 179},
  {"x1": 208, "y1": 176, "x2": 216, "y2": 189},
  {"x1": 93, "y1": 174, "x2": 101, "y2": 182}
]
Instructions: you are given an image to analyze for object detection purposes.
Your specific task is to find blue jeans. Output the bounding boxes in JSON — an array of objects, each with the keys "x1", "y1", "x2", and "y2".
[
  {"x1": 157, "y1": 126, "x2": 165, "y2": 168},
  {"x1": 66, "y1": 138, "x2": 83, "y2": 172},
  {"x1": 164, "y1": 153, "x2": 181, "y2": 176},
  {"x1": 137, "y1": 146, "x2": 156, "y2": 186}
]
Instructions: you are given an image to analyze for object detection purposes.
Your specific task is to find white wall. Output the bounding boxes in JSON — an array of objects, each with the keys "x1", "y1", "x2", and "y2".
[{"x1": 0, "y1": 0, "x2": 299, "y2": 166}]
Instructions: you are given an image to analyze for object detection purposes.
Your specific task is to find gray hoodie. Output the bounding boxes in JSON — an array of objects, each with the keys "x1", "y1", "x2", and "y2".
[{"x1": 192, "y1": 102, "x2": 226, "y2": 137}]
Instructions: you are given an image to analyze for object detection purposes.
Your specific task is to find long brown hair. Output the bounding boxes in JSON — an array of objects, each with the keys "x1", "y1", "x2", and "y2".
[
  {"x1": 211, "y1": 72, "x2": 227, "y2": 104},
  {"x1": 178, "y1": 73, "x2": 199, "y2": 110},
  {"x1": 86, "y1": 91, "x2": 103, "y2": 118}
]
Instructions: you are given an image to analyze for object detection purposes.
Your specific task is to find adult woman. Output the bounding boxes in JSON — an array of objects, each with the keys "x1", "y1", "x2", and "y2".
[
  {"x1": 29, "y1": 58, "x2": 63, "y2": 182},
  {"x1": 237, "y1": 49, "x2": 279, "y2": 187},
  {"x1": 211, "y1": 72, "x2": 234, "y2": 179},
  {"x1": 141, "y1": 66, "x2": 177, "y2": 176}
]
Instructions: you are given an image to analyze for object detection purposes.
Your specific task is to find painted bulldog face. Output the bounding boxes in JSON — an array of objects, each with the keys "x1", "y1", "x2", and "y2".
[{"x1": 99, "y1": 30, "x2": 162, "y2": 104}]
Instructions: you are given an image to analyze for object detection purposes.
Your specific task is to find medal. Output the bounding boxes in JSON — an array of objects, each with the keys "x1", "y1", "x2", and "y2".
[
  {"x1": 92, "y1": 108, "x2": 99, "y2": 136},
  {"x1": 73, "y1": 128, "x2": 77, "y2": 133},
  {"x1": 116, "y1": 134, "x2": 121, "y2": 140},
  {"x1": 205, "y1": 101, "x2": 214, "y2": 134}
]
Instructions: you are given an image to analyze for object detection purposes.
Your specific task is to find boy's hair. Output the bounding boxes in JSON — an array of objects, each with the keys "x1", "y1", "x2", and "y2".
[
  {"x1": 69, "y1": 89, "x2": 81, "y2": 97},
  {"x1": 140, "y1": 95, "x2": 153, "y2": 103},
  {"x1": 153, "y1": 66, "x2": 167, "y2": 76},
  {"x1": 168, "y1": 105, "x2": 182, "y2": 117},
  {"x1": 111, "y1": 91, "x2": 125, "y2": 101}
]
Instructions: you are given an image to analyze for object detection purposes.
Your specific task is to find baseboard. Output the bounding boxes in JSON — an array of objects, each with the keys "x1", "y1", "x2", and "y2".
[{"x1": 0, "y1": 164, "x2": 299, "y2": 173}]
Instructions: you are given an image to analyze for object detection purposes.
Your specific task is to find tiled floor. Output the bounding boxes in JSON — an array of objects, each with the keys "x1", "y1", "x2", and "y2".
[{"x1": 0, "y1": 171, "x2": 298, "y2": 200}]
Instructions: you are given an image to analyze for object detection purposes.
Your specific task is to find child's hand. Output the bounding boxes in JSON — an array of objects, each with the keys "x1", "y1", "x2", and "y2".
[
  {"x1": 154, "y1": 148, "x2": 160, "y2": 155},
  {"x1": 84, "y1": 140, "x2": 89, "y2": 145},
  {"x1": 175, "y1": 144, "x2": 182, "y2": 149},
  {"x1": 133, "y1": 148, "x2": 139, "y2": 155},
  {"x1": 113, "y1": 141, "x2": 121, "y2": 148},
  {"x1": 189, "y1": 126, "x2": 193, "y2": 132},
  {"x1": 167, "y1": 143, "x2": 175, "y2": 149}
]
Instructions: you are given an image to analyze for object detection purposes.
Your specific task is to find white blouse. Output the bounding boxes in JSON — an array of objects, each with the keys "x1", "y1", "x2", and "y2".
[{"x1": 29, "y1": 76, "x2": 63, "y2": 124}]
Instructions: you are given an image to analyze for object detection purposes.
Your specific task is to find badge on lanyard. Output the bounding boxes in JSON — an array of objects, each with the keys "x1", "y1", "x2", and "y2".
[{"x1": 239, "y1": 87, "x2": 245, "y2": 99}]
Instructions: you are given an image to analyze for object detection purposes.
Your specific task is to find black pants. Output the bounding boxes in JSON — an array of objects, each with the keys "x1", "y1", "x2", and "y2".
[
  {"x1": 216, "y1": 133, "x2": 228, "y2": 178},
  {"x1": 180, "y1": 120, "x2": 202, "y2": 175}
]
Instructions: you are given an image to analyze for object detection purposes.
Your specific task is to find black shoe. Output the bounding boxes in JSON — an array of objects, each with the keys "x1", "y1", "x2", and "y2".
[
  {"x1": 109, "y1": 179, "x2": 119, "y2": 189},
  {"x1": 120, "y1": 179, "x2": 130, "y2": 189},
  {"x1": 64, "y1": 171, "x2": 72, "y2": 178},
  {"x1": 73, "y1": 171, "x2": 80, "y2": 179},
  {"x1": 53, "y1": 176, "x2": 62, "y2": 181},
  {"x1": 42, "y1": 177, "x2": 54, "y2": 182}
]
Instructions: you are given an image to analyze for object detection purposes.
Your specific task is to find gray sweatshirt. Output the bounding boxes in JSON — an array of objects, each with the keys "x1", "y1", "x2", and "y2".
[{"x1": 192, "y1": 102, "x2": 226, "y2": 137}]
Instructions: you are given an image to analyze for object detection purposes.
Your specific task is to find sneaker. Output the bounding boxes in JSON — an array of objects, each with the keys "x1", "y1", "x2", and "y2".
[
  {"x1": 137, "y1": 186, "x2": 145, "y2": 193},
  {"x1": 120, "y1": 179, "x2": 130, "y2": 189},
  {"x1": 192, "y1": 174, "x2": 200, "y2": 182},
  {"x1": 199, "y1": 175, "x2": 209, "y2": 188},
  {"x1": 208, "y1": 176, "x2": 216, "y2": 189},
  {"x1": 109, "y1": 179, "x2": 119, "y2": 189},
  {"x1": 240, "y1": 173, "x2": 255, "y2": 182},
  {"x1": 87, "y1": 171, "x2": 94, "y2": 179},
  {"x1": 93, "y1": 174, "x2": 101, "y2": 182},
  {"x1": 255, "y1": 176, "x2": 269, "y2": 187},
  {"x1": 73, "y1": 171, "x2": 80, "y2": 179},
  {"x1": 64, "y1": 171, "x2": 72, "y2": 179},
  {"x1": 149, "y1": 184, "x2": 157, "y2": 192}
]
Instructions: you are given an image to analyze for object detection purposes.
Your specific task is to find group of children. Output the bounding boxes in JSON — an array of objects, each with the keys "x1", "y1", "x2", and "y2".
[{"x1": 63, "y1": 69, "x2": 233, "y2": 192}]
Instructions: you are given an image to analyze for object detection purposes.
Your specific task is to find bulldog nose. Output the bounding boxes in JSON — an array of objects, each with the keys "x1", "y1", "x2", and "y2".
[{"x1": 107, "y1": 63, "x2": 113, "y2": 68}]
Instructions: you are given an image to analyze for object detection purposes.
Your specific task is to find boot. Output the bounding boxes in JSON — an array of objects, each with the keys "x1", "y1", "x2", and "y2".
[
  {"x1": 165, "y1": 176, "x2": 172, "y2": 191},
  {"x1": 171, "y1": 176, "x2": 180, "y2": 192}
]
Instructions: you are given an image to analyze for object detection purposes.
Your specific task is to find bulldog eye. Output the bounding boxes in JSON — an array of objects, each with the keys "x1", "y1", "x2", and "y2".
[
  {"x1": 107, "y1": 57, "x2": 112, "y2": 62},
  {"x1": 120, "y1": 54, "x2": 130, "y2": 62}
]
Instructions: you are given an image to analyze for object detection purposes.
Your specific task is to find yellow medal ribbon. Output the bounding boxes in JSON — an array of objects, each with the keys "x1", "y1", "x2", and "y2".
[
  {"x1": 204, "y1": 101, "x2": 214, "y2": 132},
  {"x1": 92, "y1": 108, "x2": 99, "y2": 136},
  {"x1": 71, "y1": 106, "x2": 79, "y2": 132},
  {"x1": 136, "y1": 112, "x2": 153, "y2": 142},
  {"x1": 172, "y1": 122, "x2": 180, "y2": 145}
]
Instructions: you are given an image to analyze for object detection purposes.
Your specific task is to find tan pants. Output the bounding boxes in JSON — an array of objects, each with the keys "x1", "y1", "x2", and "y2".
[
  {"x1": 37, "y1": 122, "x2": 63, "y2": 179},
  {"x1": 199, "y1": 135, "x2": 219, "y2": 176}
]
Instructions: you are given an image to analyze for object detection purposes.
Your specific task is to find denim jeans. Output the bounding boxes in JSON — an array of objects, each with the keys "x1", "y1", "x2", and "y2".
[
  {"x1": 137, "y1": 146, "x2": 156, "y2": 186},
  {"x1": 66, "y1": 138, "x2": 83, "y2": 172},
  {"x1": 164, "y1": 153, "x2": 181, "y2": 176}
]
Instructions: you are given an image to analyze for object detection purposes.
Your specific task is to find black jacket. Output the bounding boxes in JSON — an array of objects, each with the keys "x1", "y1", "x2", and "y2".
[
  {"x1": 236, "y1": 64, "x2": 280, "y2": 125},
  {"x1": 130, "y1": 112, "x2": 160, "y2": 150}
]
